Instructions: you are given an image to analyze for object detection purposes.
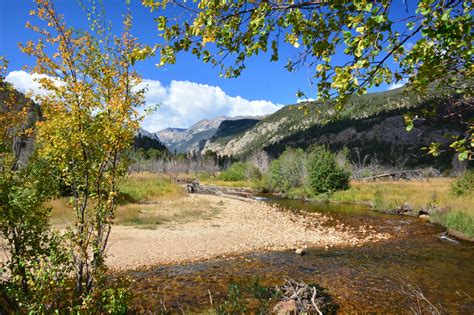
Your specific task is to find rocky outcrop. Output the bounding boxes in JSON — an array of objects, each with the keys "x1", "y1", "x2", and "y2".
[{"x1": 156, "y1": 115, "x2": 263, "y2": 153}]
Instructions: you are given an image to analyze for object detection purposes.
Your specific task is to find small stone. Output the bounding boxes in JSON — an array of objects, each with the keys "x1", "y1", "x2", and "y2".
[
  {"x1": 295, "y1": 248, "x2": 306, "y2": 255},
  {"x1": 272, "y1": 300, "x2": 297, "y2": 315},
  {"x1": 419, "y1": 214, "x2": 430, "y2": 221}
]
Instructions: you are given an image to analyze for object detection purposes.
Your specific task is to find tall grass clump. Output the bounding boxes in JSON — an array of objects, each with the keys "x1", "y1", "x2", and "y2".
[
  {"x1": 451, "y1": 170, "x2": 474, "y2": 195},
  {"x1": 432, "y1": 211, "x2": 474, "y2": 240},
  {"x1": 117, "y1": 174, "x2": 183, "y2": 203}
]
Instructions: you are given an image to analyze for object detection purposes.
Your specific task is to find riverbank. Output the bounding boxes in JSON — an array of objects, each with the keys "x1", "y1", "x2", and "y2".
[
  {"x1": 105, "y1": 193, "x2": 390, "y2": 270},
  {"x1": 212, "y1": 177, "x2": 473, "y2": 241},
  {"x1": 126, "y1": 193, "x2": 474, "y2": 313},
  {"x1": 318, "y1": 179, "x2": 474, "y2": 241}
]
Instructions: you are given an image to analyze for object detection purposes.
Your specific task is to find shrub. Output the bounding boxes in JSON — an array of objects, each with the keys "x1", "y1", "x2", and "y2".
[
  {"x1": 451, "y1": 170, "x2": 474, "y2": 195},
  {"x1": 218, "y1": 162, "x2": 261, "y2": 181},
  {"x1": 307, "y1": 146, "x2": 351, "y2": 194},
  {"x1": 267, "y1": 148, "x2": 307, "y2": 193}
]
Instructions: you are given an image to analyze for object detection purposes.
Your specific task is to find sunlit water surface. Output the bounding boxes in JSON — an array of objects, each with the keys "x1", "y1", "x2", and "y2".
[{"x1": 129, "y1": 196, "x2": 474, "y2": 313}]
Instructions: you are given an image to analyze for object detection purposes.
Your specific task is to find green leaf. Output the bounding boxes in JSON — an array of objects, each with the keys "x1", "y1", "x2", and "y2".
[
  {"x1": 458, "y1": 151, "x2": 468, "y2": 161},
  {"x1": 373, "y1": 15, "x2": 385, "y2": 24}
]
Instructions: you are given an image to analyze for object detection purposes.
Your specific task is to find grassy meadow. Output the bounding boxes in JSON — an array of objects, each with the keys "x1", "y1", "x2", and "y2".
[
  {"x1": 46, "y1": 173, "x2": 220, "y2": 229},
  {"x1": 46, "y1": 172, "x2": 474, "y2": 240}
]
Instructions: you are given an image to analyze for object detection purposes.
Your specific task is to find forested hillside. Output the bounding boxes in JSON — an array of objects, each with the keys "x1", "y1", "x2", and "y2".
[{"x1": 203, "y1": 88, "x2": 472, "y2": 168}]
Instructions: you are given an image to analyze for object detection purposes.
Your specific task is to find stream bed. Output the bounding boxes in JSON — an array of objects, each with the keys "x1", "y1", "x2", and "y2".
[{"x1": 129, "y1": 196, "x2": 474, "y2": 313}]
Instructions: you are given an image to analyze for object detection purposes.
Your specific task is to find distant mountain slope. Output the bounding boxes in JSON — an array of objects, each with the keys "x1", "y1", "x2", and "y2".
[
  {"x1": 202, "y1": 88, "x2": 472, "y2": 167},
  {"x1": 156, "y1": 127, "x2": 187, "y2": 148},
  {"x1": 156, "y1": 116, "x2": 263, "y2": 153},
  {"x1": 134, "y1": 128, "x2": 168, "y2": 152},
  {"x1": 211, "y1": 119, "x2": 260, "y2": 141}
]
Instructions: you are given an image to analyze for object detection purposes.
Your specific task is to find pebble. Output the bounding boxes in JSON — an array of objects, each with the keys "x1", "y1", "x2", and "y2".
[
  {"x1": 419, "y1": 214, "x2": 430, "y2": 221},
  {"x1": 295, "y1": 248, "x2": 306, "y2": 255}
]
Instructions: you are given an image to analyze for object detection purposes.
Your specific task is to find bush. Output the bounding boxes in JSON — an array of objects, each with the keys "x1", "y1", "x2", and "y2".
[
  {"x1": 451, "y1": 170, "x2": 474, "y2": 195},
  {"x1": 267, "y1": 148, "x2": 307, "y2": 193},
  {"x1": 218, "y1": 162, "x2": 261, "y2": 181},
  {"x1": 307, "y1": 146, "x2": 350, "y2": 194}
]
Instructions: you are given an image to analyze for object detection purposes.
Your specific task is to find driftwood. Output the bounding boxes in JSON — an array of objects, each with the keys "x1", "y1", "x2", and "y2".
[
  {"x1": 360, "y1": 168, "x2": 441, "y2": 182},
  {"x1": 277, "y1": 279, "x2": 326, "y2": 314},
  {"x1": 186, "y1": 182, "x2": 255, "y2": 200}
]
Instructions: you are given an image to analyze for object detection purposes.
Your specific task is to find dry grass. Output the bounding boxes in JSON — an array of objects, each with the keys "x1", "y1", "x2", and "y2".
[
  {"x1": 330, "y1": 178, "x2": 474, "y2": 239},
  {"x1": 331, "y1": 178, "x2": 472, "y2": 213},
  {"x1": 45, "y1": 198, "x2": 74, "y2": 225},
  {"x1": 115, "y1": 197, "x2": 221, "y2": 229},
  {"x1": 46, "y1": 173, "x2": 215, "y2": 228}
]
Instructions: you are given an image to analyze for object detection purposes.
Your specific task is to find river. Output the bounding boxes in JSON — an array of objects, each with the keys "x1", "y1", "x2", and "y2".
[{"x1": 129, "y1": 196, "x2": 474, "y2": 313}]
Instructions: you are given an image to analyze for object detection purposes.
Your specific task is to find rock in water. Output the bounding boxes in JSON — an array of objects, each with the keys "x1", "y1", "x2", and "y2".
[
  {"x1": 295, "y1": 248, "x2": 306, "y2": 255},
  {"x1": 419, "y1": 214, "x2": 430, "y2": 221},
  {"x1": 272, "y1": 300, "x2": 297, "y2": 315}
]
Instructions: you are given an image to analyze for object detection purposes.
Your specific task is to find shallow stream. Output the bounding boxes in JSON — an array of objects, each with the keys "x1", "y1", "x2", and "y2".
[{"x1": 130, "y1": 196, "x2": 474, "y2": 313}]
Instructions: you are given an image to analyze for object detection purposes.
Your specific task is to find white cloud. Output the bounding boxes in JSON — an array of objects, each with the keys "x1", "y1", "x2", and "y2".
[
  {"x1": 135, "y1": 78, "x2": 167, "y2": 104},
  {"x1": 139, "y1": 80, "x2": 283, "y2": 132},
  {"x1": 5, "y1": 70, "x2": 51, "y2": 98},
  {"x1": 6, "y1": 71, "x2": 283, "y2": 132},
  {"x1": 388, "y1": 78, "x2": 408, "y2": 90}
]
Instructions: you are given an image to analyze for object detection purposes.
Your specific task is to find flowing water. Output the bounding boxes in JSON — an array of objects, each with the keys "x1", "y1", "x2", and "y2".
[{"x1": 129, "y1": 196, "x2": 474, "y2": 313}]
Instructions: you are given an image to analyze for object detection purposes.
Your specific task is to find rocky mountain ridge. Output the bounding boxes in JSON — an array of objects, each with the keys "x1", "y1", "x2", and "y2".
[{"x1": 155, "y1": 115, "x2": 264, "y2": 153}]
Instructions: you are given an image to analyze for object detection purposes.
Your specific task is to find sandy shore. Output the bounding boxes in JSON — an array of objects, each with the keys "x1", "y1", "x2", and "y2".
[{"x1": 106, "y1": 194, "x2": 390, "y2": 270}]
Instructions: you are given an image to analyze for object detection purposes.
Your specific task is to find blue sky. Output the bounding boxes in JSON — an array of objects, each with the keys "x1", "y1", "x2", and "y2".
[{"x1": 1, "y1": 0, "x2": 410, "y2": 132}]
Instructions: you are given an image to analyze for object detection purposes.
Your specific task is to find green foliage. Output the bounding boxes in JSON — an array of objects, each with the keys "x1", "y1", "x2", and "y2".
[
  {"x1": 133, "y1": 147, "x2": 169, "y2": 160},
  {"x1": 197, "y1": 171, "x2": 212, "y2": 180},
  {"x1": 0, "y1": 154, "x2": 82, "y2": 313},
  {"x1": 267, "y1": 146, "x2": 350, "y2": 196},
  {"x1": 100, "y1": 279, "x2": 132, "y2": 315},
  {"x1": 148, "y1": 0, "x2": 473, "y2": 158},
  {"x1": 433, "y1": 211, "x2": 474, "y2": 239},
  {"x1": 8, "y1": 234, "x2": 73, "y2": 313},
  {"x1": 218, "y1": 162, "x2": 261, "y2": 181},
  {"x1": 307, "y1": 146, "x2": 351, "y2": 194},
  {"x1": 212, "y1": 278, "x2": 281, "y2": 314},
  {"x1": 451, "y1": 170, "x2": 474, "y2": 195},
  {"x1": 214, "y1": 283, "x2": 247, "y2": 314},
  {"x1": 267, "y1": 148, "x2": 307, "y2": 193}
]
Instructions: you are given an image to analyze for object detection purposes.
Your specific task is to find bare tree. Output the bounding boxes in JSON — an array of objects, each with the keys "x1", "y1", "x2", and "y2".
[
  {"x1": 202, "y1": 158, "x2": 220, "y2": 178},
  {"x1": 248, "y1": 150, "x2": 271, "y2": 173}
]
